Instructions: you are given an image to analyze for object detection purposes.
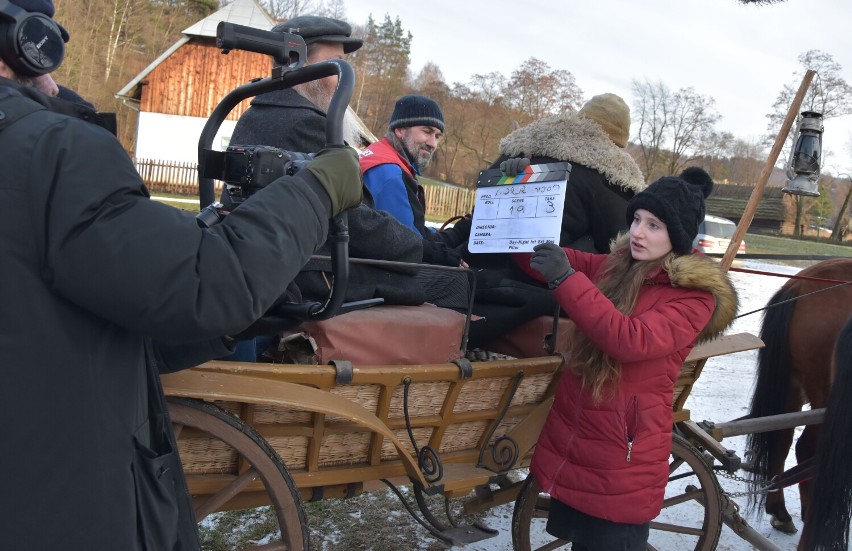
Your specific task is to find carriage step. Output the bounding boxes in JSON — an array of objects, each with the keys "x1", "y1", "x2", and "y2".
[
  {"x1": 423, "y1": 463, "x2": 499, "y2": 496},
  {"x1": 440, "y1": 522, "x2": 499, "y2": 545}
]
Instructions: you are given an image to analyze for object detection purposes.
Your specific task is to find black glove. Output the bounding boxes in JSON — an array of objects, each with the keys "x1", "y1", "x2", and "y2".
[
  {"x1": 422, "y1": 238, "x2": 462, "y2": 267},
  {"x1": 439, "y1": 214, "x2": 472, "y2": 248},
  {"x1": 530, "y1": 242, "x2": 575, "y2": 289},
  {"x1": 499, "y1": 157, "x2": 531, "y2": 176},
  {"x1": 452, "y1": 215, "x2": 472, "y2": 239},
  {"x1": 305, "y1": 146, "x2": 363, "y2": 216}
]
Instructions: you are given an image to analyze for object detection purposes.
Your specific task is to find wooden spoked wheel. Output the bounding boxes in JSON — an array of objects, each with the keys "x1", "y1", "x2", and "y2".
[
  {"x1": 511, "y1": 433, "x2": 723, "y2": 551},
  {"x1": 168, "y1": 398, "x2": 308, "y2": 551}
]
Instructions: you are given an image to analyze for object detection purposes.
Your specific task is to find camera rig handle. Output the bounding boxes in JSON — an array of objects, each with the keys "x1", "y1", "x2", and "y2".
[{"x1": 197, "y1": 21, "x2": 358, "y2": 322}]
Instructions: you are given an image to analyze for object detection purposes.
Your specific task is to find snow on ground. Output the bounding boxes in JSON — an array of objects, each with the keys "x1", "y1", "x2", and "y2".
[{"x1": 460, "y1": 260, "x2": 806, "y2": 551}]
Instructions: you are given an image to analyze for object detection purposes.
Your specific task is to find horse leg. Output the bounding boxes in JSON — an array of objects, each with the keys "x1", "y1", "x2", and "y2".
[
  {"x1": 795, "y1": 419, "x2": 821, "y2": 523},
  {"x1": 764, "y1": 424, "x2": 798, "y2": 533}
]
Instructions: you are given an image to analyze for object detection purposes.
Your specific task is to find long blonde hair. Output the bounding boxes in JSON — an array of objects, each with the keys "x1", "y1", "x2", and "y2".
[{"x1": 566, "y1": 235, "x2": 675, "y2": 403}]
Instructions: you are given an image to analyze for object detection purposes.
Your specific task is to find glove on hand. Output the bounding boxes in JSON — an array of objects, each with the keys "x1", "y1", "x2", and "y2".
[
  {"x1": 443, "y1": 214, "x2": 473, "y2": 247},
  {"x1": 422, "y1": 238, "x2": 463, "y2": 267},
  {"x1": 499, "y1": 157, "x2": 531, "y2": 176},
  {"x1": 530, "y1": 242, "x2": 575, "y2": 289},
  {"x1": 305, "y1": 146, "x2": 363, "y2": 216}
]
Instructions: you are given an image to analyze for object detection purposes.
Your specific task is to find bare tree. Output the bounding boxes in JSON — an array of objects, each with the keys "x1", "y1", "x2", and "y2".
[
  {"x1": 726, "y1": 137, "x2": 766, "y2": 185},
  {"x1": 632, "y1": 78, "x2": 723, "y2": 181},
  {"x1": 258, "y1": 0, "x2": 321, "y2": 20},
  {"x1": 766, "y1": 50, "x2": 852, "y2": 156},
  {"x1": 666, "y1": 87, "x2": 724, "y2": 175},
  {"x1": 504, "y1": 58, "x2": 583, "y2": 124},
  {"x1": 632, "y1": 78, "x2": 670, "y2": 182}
]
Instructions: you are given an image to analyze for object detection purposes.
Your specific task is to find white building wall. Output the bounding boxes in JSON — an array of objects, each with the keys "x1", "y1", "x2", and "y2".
[{"x1": 134, "y1": 111, "x2": 235, "y2": 163}]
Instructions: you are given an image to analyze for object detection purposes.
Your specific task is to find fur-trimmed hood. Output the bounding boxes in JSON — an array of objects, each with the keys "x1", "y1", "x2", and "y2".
[
  {"x1": 610, "y1": 233, "x2": 739, "y2": 343},
  {"x1": 667, "y1": 252, "x2": 739, "y2": 343},
  {"x1": 612, "y1": 232, "x2": 739, "y2": 343},
  {"x1": 499, "y1": 113, "x2": 646, "y2": 194}
]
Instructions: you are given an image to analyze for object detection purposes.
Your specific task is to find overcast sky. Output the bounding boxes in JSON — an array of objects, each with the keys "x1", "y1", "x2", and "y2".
[{"x1": 343, "y1": 0, "x2": 852, "y2": 175}]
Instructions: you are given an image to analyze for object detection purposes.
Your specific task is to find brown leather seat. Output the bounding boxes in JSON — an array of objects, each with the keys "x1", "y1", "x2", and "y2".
[
  {"x1": 481, "y1": 315, "x2": 571, "y2": 358},
  {"x1": 290, "y1": 304, "x2": 467, "y2": 365}
]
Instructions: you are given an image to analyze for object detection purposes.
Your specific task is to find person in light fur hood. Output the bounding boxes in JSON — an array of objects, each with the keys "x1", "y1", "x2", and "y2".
[
  {"x1": 494, "y1": 93, "x2": 646, "y2": 253},
  {"x1": 515, "y1": 166, "x2": 737, "y2": 550}
]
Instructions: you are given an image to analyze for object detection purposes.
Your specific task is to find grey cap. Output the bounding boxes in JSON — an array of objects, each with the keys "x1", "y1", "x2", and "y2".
[{"x1": 272, "y1": 15, "x2": 362, "y2": 54}]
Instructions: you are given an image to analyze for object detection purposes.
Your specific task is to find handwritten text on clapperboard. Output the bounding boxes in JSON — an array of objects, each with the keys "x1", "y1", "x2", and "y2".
[{"x1": 468, "y1": 175, "x2": 568, "y2": 253}]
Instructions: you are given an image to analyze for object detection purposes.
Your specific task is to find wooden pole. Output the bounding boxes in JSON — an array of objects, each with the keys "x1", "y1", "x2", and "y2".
[{"x1": 719, "y1": 69, "x2": 816, "y2": 272}]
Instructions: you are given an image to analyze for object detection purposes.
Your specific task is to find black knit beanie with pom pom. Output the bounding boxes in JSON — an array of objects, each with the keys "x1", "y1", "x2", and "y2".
[{"x1": 626, "y1": 167, "x2": 715, "y2": 254}]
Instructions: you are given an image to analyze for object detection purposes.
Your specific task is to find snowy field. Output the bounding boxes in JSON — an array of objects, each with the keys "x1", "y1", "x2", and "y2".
[{"x1": 460, "y1": 260, "x2": 806, "y2": 551}]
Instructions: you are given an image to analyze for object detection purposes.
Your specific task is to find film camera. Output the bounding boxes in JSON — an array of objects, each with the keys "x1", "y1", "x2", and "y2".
[
  {"x1": 219, "y1": 145, "x2": 314, "y2": 207},
  {"x1": 195, "y1": 21, "x2": 359, "y2": 320}
]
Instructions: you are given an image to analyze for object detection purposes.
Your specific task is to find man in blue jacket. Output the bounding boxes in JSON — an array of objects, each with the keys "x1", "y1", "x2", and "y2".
[{"x1": 360, "y1": 95, "x2": 471, "y2": 267}]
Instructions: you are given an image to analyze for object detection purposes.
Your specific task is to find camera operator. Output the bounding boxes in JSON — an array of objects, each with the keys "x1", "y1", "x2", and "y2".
[{"x1": 0, "y1": 1, "x2": 361, "y2": 549}]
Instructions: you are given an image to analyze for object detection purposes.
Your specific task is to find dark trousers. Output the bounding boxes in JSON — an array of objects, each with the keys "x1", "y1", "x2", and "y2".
[{"x1": 546, "y1": 498, "x2": 650, "y2": 551}]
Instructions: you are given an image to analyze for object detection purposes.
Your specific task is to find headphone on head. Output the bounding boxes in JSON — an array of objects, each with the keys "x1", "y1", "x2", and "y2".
[{"x1": 0, "y1": 0, "x2": 66, "y2": 76}]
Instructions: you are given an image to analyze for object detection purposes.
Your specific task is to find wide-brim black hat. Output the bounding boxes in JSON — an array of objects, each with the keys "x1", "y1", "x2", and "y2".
[{"x1": 273, "y1": 15, "x2": 362, "y2": 54}]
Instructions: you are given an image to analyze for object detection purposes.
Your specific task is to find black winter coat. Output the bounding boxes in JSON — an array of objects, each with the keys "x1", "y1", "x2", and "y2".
[
  {"x1": 232, "y1": 88, "x2": 427, "y2": 305},
  {"x1": 231, "y1": 87, "x2": 327, "y2": 154},
  {"x1": 495, "y1": 112, "x2": 646, "y2": 253},
  {"x1": 0, "y1": 79, "x2": 332, "y2": 550}
]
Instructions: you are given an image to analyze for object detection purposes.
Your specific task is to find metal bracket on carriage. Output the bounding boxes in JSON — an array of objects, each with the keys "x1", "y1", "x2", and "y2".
[
  {"x1": 382, "y1": 480, "x2": 499, "y2": 545},
  {"x1": 328, "y1": 359, "x2": 353, "y2": 385},
  {"x1": 452, "y1": 358, "x2": 473, "y2": 379}
]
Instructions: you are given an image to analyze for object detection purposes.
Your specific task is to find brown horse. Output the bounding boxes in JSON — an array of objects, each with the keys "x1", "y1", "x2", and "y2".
[{"x1": 745, "y1": 258, "x2": 852, "y2": 537}]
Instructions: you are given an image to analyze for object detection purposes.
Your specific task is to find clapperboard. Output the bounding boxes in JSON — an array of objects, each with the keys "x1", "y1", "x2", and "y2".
[{"x1": 468, "y1": 162, "x2": 572, "y2": 253}]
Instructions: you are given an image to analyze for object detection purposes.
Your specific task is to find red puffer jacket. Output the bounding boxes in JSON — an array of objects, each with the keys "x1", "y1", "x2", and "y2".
[{"x1": 515, "y1": 237, "x2": 737, "y2": 523}]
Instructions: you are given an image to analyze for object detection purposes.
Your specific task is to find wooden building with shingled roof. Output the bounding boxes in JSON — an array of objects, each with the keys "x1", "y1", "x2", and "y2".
[{"x1": 116, "y1": 0, "x2": 277, "y2": 164}]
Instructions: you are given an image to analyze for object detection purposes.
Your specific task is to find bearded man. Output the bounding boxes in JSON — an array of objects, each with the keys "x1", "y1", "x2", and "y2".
[{"x1": 359, "y1": 95, "x2": 449, "y2": 238}]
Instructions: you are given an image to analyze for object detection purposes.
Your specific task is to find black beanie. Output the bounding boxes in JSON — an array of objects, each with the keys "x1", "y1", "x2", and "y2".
[
  {"x1": 8, "y1": 0, "x2": 54, "y2": 16},
  {"x1": 626, "y1": 167, "x2": 714, "y2": 255},
  {"x1": 388, "y1": 95, "x2": 444, "y2": 133}
]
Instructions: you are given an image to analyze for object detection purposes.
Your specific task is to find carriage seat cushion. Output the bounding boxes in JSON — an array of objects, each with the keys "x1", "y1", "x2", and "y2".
[
  {"x1": 291, "y1": 304, "x2": 467, "y2": 365},
  {"x1": 481, "y1": 316, "x2": 571, "y2": 359}
]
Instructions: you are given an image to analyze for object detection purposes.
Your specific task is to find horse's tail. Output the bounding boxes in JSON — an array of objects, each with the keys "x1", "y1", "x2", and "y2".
[
  {"x1": 745, "y1": 285, "x2": 797, "y2": 513},
  {"x1": 802, "y1": 316, "x2": 852, "y2": 551}
]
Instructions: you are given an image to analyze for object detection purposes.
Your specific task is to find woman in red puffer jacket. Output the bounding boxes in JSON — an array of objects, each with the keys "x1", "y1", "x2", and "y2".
[{"x1": 517, "y1": 167, "x2": 738, "y2": 550}]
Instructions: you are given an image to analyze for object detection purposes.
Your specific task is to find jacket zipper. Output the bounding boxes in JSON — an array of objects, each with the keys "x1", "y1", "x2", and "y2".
[{"x1": 626, "y1": 396, "x2": 638, "y2": 462}]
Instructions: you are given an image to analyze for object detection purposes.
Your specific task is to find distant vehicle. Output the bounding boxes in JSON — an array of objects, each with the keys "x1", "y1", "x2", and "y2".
[{"x1": 692, "y1": 215, "x2": 746, "y2": 256}]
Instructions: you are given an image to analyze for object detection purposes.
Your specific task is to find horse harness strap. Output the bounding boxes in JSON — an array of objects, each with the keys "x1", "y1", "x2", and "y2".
[
  {"x1": 766, "y1": 456, "x2": 815, "y2": 492},
  {"x1": 731, "y1": 266, "x2": 852, "y2": 285}
]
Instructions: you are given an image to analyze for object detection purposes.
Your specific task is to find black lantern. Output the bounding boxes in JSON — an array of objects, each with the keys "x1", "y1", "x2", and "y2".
[{"x1": 783, "y1": 111, "x2": 823, "y2": 196}]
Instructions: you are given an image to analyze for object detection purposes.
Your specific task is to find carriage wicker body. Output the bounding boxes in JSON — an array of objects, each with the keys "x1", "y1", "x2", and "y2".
[{"x1": 162, "y1": 303, "x2": 767, "y2": 550}]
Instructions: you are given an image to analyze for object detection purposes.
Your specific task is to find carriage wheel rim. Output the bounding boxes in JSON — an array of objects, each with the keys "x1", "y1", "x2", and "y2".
[
  {"x1": 510, "y1": 433, "x2": 722, "y2": 551},
  {"x1": 168, "y1": 398, "x2": 308, "y2": 551}
]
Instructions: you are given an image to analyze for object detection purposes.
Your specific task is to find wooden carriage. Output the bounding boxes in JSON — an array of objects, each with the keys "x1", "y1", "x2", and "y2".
[{"x1": 162, "y1": 300, "x2": 764, "y2": 550}]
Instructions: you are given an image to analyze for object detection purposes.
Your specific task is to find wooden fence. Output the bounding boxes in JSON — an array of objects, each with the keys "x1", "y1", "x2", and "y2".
[
  {"x1": 423, "y1": 184, "x2": 476, "y2": 223},
  {"x1": 134, "y1": 158, "x2": 223, "y2": 196},
  {"x1": 135, "y1": 157, "x2": 475, "y2": 220}
]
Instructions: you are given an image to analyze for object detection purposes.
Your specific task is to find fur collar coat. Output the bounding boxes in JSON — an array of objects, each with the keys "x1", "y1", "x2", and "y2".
[{"x1": 494, "y1": 113, "x2": 646, "y2": 252}]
